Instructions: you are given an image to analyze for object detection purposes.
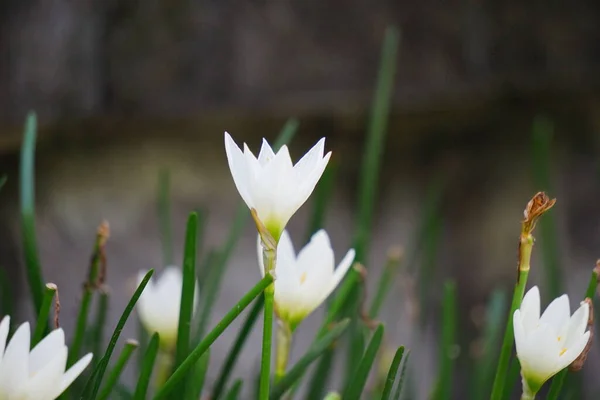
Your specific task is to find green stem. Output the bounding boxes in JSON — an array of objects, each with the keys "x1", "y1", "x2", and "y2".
[
  {"x1": 260, "y1": 285, "x2": 275, "y2": 399},
  {"x1": 97, "y1": 340, "x2": 138, "y2": 400},
  {"x1": 155, "y1": 350, "x2": 174, "y2": 389},
  {"x1": 32, "y1": 283, "x2": 57, "y2": 347},
  {"x1": 153, "y1": 273, "x2": 273, "y2": 400},
  {"x1": 275, "y1": 321, "x2": 292, "y2": 382},
  {"x1": 490, "y1": 234, "x2": 533, "y2": 400}
]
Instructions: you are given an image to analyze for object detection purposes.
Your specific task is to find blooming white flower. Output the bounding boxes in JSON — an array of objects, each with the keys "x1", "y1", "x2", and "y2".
[
  {"x1": 513, "y1": 286, "x2": 591, "y2": 396},
  {"x1": 137, "y1": 266, "x2": 200, "y2": 349},
  {"x1": 224, "y1": 132, "x2": 331, "y2": 240},
  {"x1": 258, "y1": 229, "x2": 355, "y2": 330},
  {"x1": 0, "y1": 316, "x2": 92, "y2": 400}
]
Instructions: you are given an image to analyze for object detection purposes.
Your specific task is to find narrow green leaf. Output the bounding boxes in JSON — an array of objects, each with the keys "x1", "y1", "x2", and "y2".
[
  {"x1": 137, "y1": 319, "x2": 149, "y2": 377},
  {"x1": 32, "y1": 283, "x2": 57, "y2": 347},
  {"x1": 381, "y1": 346, "x2": 406, "y2": 400},
  {"x1": 259, "y1": 285, "x2": 275, "y2": 400},
  {"x1": 392, "y1": 350, "x2": 410, "y2": 400},
  {"x1": 70, "y1": 223, "x2": 109, "y2": 367},
  {"x1": 273, "y1": 118, "x2": 299, "y2": 151},
  {"x1": 20, "y1": 111, "x2": 45, "y2": 314},
  {"x1": 370, "y1": 248, "x2": 402, "y2": 318},
  {"x1": 81, "y1": 269, "x2": 154, "y2": 400},
  {"x1": 212, "y1": 296, "x2": 264, "y2": 400},
  {"x1": 304, "y1": 348, "x2": 335, "y2": 400},
  {"x1": 270, "y1": 319, "x2": 350, "y2": 400},
  {"x1": 432, "y1": 281, "x2": 457, "y2": 400},
  {"x1": 98, "y1": 340, "x2": 139, "y2": 400},
  {"x1": 157, "y1": 168, "x2": 173, "y2": 267},
  {"x1": 353, "y1": 26, "x2": 400, "y2": 263},
  {"x1": 471, "y1": 290, "x2": 507, "y2": 400},
  {"x1": 343, "y1": 324, "x2": 385, "y2": 400},
  {"x1": 133, "y1": 333, "x2": 160, "y2": 400},
  {"x1": 184, "y1": 349, "x2": 210, "y2": 400},
  {"x1": 173, "y1": 213, "x2": 199, "y2": 394},
  {"x1": 91, "y1": 291, "x2": 110, "y2": 365},
  {"x1": 224, "y1": 379, "x2": 243, "y2": 400},
  {"x1": 531, "y1": 116, "x2": 562, "y2": 299},
  {"x1": 0, "y1": 268, "x2": 14, "y2": 317},
  {"x1": 153, "y1": 273, "x2": 273, "y2": 400}
]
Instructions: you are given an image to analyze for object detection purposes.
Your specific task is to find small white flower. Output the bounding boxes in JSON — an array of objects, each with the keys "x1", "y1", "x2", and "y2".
[
  {"x1": 513, "y1": 286, "x2": 591, "y2": 395},
  {"x1": 224, "y1": 132, "x2": 331, "y2": 239},
  {"x1": 258, "y1": 230, "x2": 355, "y2": 330},
  {"x1": 0, "y1": 316, "x2": 92, "y2": 400},
  {"x1": 137, "y1": 266, "x2": 200, "y2": 349}
]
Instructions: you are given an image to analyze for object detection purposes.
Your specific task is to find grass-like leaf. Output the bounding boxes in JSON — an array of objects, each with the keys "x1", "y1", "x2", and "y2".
[
  {"x1": 432, "y1": 281, "x2": 457, "y2": 400},
  {"x1": 343, "y1": 324, "x2": 385, "y2": 400},
  {"x1": 212, "y1": 296, "x2": 264, "y2": 400},
  {"x1": 153, "y1": 273, "x2": 273, "y2": 399},
  {"x1": 20, "y1": 111, "x2": 45, "y2": 314},
  {"x1": 91, "y1": 291, "x2": 110, "y2": 365},
  {"x1": 370, "y1": 248, "x2": 402, "y2": 318},
  {"x1": 70, "y1": 223, "x2": 109, "y2": 367},
  {"x1": 224, "y1": 379, "x2": 243, "y2": 400},
  {"x1": 392, "y1": 350, "x2": 410, "y2": 400},
  {"x1": 173, "y1": 213, "x2": 199, "y2": 395},
  {"x1": 81, "y1": 269, "x2": 154, "y2": 400},
  {"x1": 270, "y1": 319, "x2": 350, "y2": 400},
  {"x1": 133, "y1": 333, "x2": 159, "y2": 400},
  {"x1": 184, "y1": 349, "x2": 210, "y2": 400},
  {"x1": 381, "y1": 346, "x2": 406, "y2": 400},
  {"x1": 471, "y1": 289, "x2": 507, "y2": 400},
  {"x1": 157, "y1": 168, "x2": 174, "y2": 266},
  {"x1": 32, "y1": 283, "x2": 57, "y2": 347},
  {"x1": 98, "y1": 340, "x2": 139, "y2": 400}
]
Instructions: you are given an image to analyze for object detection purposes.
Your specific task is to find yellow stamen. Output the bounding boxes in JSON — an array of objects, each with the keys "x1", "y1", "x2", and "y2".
[
  {"x1": 559, "y1": 348, "x2": 567, "y2": 356},
  {"x1": 299, "y1": 272, "x2": 307, "y2": 284}
]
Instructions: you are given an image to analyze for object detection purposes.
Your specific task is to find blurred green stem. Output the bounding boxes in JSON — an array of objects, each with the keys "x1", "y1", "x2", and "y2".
[
  {"x1": 32, "y1": 283, "x2": 57, "y2": 347},
  {"x1": 490, "y1": 234, "x2": 533, "y2": 400},
  {"x1": 155, "y1": 350, "x2": 174, "y2": 389},
  {"x1": 275, "y1": 321, "x2": 292, "y2": 382},
  {"x1": 98, "y1": 340, "x2": 138, "y2": 400}
]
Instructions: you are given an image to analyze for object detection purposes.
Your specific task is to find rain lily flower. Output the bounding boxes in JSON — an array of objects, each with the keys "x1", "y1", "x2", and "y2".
[
  {"x1": 0, "y1": 316, "x2": 92, "y2": 400},
  {"x1": 513, "y1": 286, "x2": 591, "y2": 398},
  {"x1": 258, "y1": 229, "x2": 355, "y2": 330},
  {"x1": 224, "y1": 132, "x2": 331, "y2": 240},
  {"x1": 137, "y1": 266, "x2": 200, "y2": 349}
]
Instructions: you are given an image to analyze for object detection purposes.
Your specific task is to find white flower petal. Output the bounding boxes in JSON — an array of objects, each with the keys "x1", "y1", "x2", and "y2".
[
  {"x1": 224, "y1": 132, "x2": 255, "y2": 209},
  {"x1": 0, "y1": 322, "x2": 30, "y2": 397},
  {"x1": 564, "y1": 301, "x2": 590, "y2": 349},
  {"x1": 555, "y1": 331, "x2": 590, "y2": 372},
  {"x1": 21, "y1": 346, "x2": 67, "y2": 400},
  {"x1": 293, "y1": 138, "x2": 325, "y2": 179},
  {"x1": 540, "y1": 294, "x2": 570, "y2": 333},
  {"x1": 30, "y1": 328, "x2": 65, "y2": 374},
  {"x1": 59, "y1": 353, "x2": 93, "y2": 395},
  {"x1": 0, "y1": 316, "x2": 10, "y2": 363},
  {"x1": 258, "y1": 139, "x2": 276, "y2": 166},
  {"x1": 520, "y1": 286, "x2": 541, "y2": 331},
  {"x1": 331, "y1": 248, "x2": 356, "y2": 289}
]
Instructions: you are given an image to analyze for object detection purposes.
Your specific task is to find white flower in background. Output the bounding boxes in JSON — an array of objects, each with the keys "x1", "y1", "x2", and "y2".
[
  {"x1": 513, "y1": 286, "x2": 591, "y2": 396},
  {"x1": 0, "y1": 316, "x2": 92, "y2": 400},
  {"x1": 258, "y1": 230, "x2": 355, "y2": 330},
  {"x1": 137, "y1": 266, "x2": 200, "y2": 349},
  {"x1": 224, "y1": 132, "x2": 331, "y2": 240}
]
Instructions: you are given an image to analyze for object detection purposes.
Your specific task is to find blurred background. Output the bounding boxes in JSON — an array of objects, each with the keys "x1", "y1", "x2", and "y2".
[{"x1": 1, "y1": 0, "x2": 600, "y2": 398}]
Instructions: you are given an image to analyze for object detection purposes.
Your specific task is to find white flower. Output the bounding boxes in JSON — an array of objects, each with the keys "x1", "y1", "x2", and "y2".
[
  {"x1": 137, "y1": 266, "x2": 200, "y2": 349},
  {"x1": 0, "y1": 316, "x2": 92, "y2": 400},
  {"x1": 513, "y1": 286, "x2": 591, "y2": 395},
  {"x1": 258, "y1": 230, "x2": 355, "y2": 330},
  {"x1": 224, "y1": 132, "x2": 331, "y2": 239}
]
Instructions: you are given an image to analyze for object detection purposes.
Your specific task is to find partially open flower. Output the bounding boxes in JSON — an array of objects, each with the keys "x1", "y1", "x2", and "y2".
[
  {"x1": 513, "y1": 286, "x2": 591, "y2": 396},
  {"x1": 0, "y1": 316, "x2": 93, "y2": 400},
  {"x1": 225, "y1": 132, "x2": 331, "y2": 240},
  {"x1": 258, "y1": 230, "x2": 355, "y2": 330},
  {"x1": 137, "y1": 266, "x2": 200, "y2": 349}
]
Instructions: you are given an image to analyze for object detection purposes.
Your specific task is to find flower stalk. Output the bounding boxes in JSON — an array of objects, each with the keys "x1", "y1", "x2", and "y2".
[
  {"x1": 490, "y1": 192, "x2": 555, "y2": 400},
  {"x1": 275, "y1": 320, "x2": 292, "y2": 382}
]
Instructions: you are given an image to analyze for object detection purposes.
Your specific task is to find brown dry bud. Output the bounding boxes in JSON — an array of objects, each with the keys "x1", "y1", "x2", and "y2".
[
  {"x1": 97, "y1": 220, "x2": 110, "y2": 246},
  {"x1": 386, "y1": 246, "x2": 404, "y2": 262},
  {"x1": 522, "y1": 192, "x2": 556, "y2": 235},
  {"x1": 569, "y1": 297, "x2": 594, "y2": 372},
  {"x1": 51, "y1": 284, "x2": 61, "y2": 329},
  {"x1": 354, "y1": 263, "x2": 379, "y2": 330},
  {"x1": 594, "y1": 260, "x2": 600, "y2": 279}
]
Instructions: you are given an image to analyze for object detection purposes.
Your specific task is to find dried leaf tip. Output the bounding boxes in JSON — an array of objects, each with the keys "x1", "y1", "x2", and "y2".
[
  {"x1": 251, "y1": 208, "x2": 277, "y2": 252},
  {"x1": 522, "y1": 192, "x2": 556, "y2": 235},
  {"x1": 97, "y1": 220, "x2": 110, "y2": 246}
]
